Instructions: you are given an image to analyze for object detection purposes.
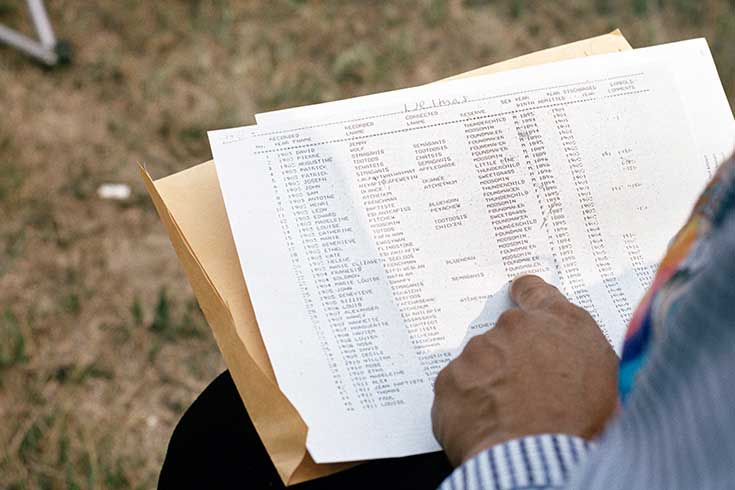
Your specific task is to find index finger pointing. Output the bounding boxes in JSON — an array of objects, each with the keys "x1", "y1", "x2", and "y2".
[{"x1": 510, "y1": 274, "x2": 565, "y2": 311}]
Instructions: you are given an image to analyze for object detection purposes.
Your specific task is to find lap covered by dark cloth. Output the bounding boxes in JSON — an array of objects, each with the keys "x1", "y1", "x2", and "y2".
[{"x1": 159, "y1": 371, "x2": 453, "y2": 489}]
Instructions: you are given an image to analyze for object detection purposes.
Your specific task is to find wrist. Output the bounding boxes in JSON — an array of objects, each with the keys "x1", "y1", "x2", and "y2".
[{"x1": 459, "y1": 433, "x2": 512, "y2": 464}]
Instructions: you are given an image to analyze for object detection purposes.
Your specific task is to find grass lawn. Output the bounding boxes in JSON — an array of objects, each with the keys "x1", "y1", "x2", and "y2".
[{"x1": 1, "y1": 1, "x2": 733, "y2": 488}]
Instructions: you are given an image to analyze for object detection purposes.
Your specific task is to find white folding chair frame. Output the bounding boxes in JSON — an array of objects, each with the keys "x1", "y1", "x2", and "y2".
[{"x1": 0, "y1": 0, "x2": 61, "y2": 65}]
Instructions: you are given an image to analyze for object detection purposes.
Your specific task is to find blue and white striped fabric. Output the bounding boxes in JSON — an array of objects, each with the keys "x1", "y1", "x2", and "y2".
[
  {"x1": 443, "y1": 435, "x2": 592, "y2": 489},
  {"x1": 439, "y1": 155, "x2": 735, "y2": 489}
]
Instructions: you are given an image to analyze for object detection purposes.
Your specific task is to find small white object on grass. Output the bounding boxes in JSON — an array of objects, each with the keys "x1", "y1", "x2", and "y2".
[{"x1": 97, "y1": 183, "x2": 131, "y2": 200}]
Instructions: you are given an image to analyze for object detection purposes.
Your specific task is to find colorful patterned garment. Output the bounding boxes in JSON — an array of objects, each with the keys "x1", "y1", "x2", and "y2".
[
  {"x1": 619, "y1": 154, "x2": 735, "y2": 400},
  {"x1": 440, "y1": 152, "x2": 735, "y2": 490}
]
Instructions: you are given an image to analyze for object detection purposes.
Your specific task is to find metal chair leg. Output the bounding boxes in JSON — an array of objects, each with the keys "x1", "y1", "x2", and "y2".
[{"x1": 0, "y1": 0, "x2": 71, "y2": 66}]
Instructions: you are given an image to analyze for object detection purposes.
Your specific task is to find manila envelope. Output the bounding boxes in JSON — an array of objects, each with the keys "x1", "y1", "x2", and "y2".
[{"x1": 141, "y1": 29, "x2": 632, "y2": 486}]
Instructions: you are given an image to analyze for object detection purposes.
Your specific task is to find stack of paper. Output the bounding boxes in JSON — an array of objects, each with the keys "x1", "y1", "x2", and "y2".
[{"x1": 207, "y1": 38, "x2": 733, "y2": 465}]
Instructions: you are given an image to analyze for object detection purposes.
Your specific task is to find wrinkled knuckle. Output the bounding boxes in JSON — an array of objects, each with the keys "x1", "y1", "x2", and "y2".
[
  {"x1": 463, "y1": 334, "x2": 486, "y2": 354},
  {"x1": 434, "y1": 362, "x2": 455, "y2": 393},
  {"x1": 496, "y1": 308, "x2": 524, "y2": 328},
  {"x1": 548, "y1": 299, "x2": 573, "y2": 316},
  {"x1": 434, "y1": 366, "x2": 448, "y2": 392},
  {"x1": 523, "y1": 283, "x2": 551, "y2": 305},
  {"x1": 466, "y1": 334, "x2": 483, "y2": 348}
]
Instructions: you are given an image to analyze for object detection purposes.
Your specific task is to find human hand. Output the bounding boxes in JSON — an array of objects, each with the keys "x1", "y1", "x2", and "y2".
[{"x1": 431, "y1": 275, "x2": 618, "y2": 466}]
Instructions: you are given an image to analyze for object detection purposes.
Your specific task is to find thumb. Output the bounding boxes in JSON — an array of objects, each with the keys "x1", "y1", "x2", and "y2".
[{"x1": 510, "y1": 274, "x2": 566, "y2": 311}]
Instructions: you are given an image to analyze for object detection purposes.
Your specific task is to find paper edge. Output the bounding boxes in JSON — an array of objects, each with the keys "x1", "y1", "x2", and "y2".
[{"x1": 139, "y1": 163, "x2": 355, "y2": 483}]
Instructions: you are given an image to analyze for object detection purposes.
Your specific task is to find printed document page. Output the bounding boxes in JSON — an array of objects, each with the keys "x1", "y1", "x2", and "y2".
[
  {"x1": 210, "y1": 50, "x2": 729, "y2": 463},
  {"x1": 256, "y1": 39, "x2": 734, "y2": 172}
]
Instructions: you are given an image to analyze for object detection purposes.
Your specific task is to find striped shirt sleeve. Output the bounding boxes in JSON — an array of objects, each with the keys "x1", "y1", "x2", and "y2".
[{"x1": 438, "y1": 435, "x2": 593, "y2": 490}]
